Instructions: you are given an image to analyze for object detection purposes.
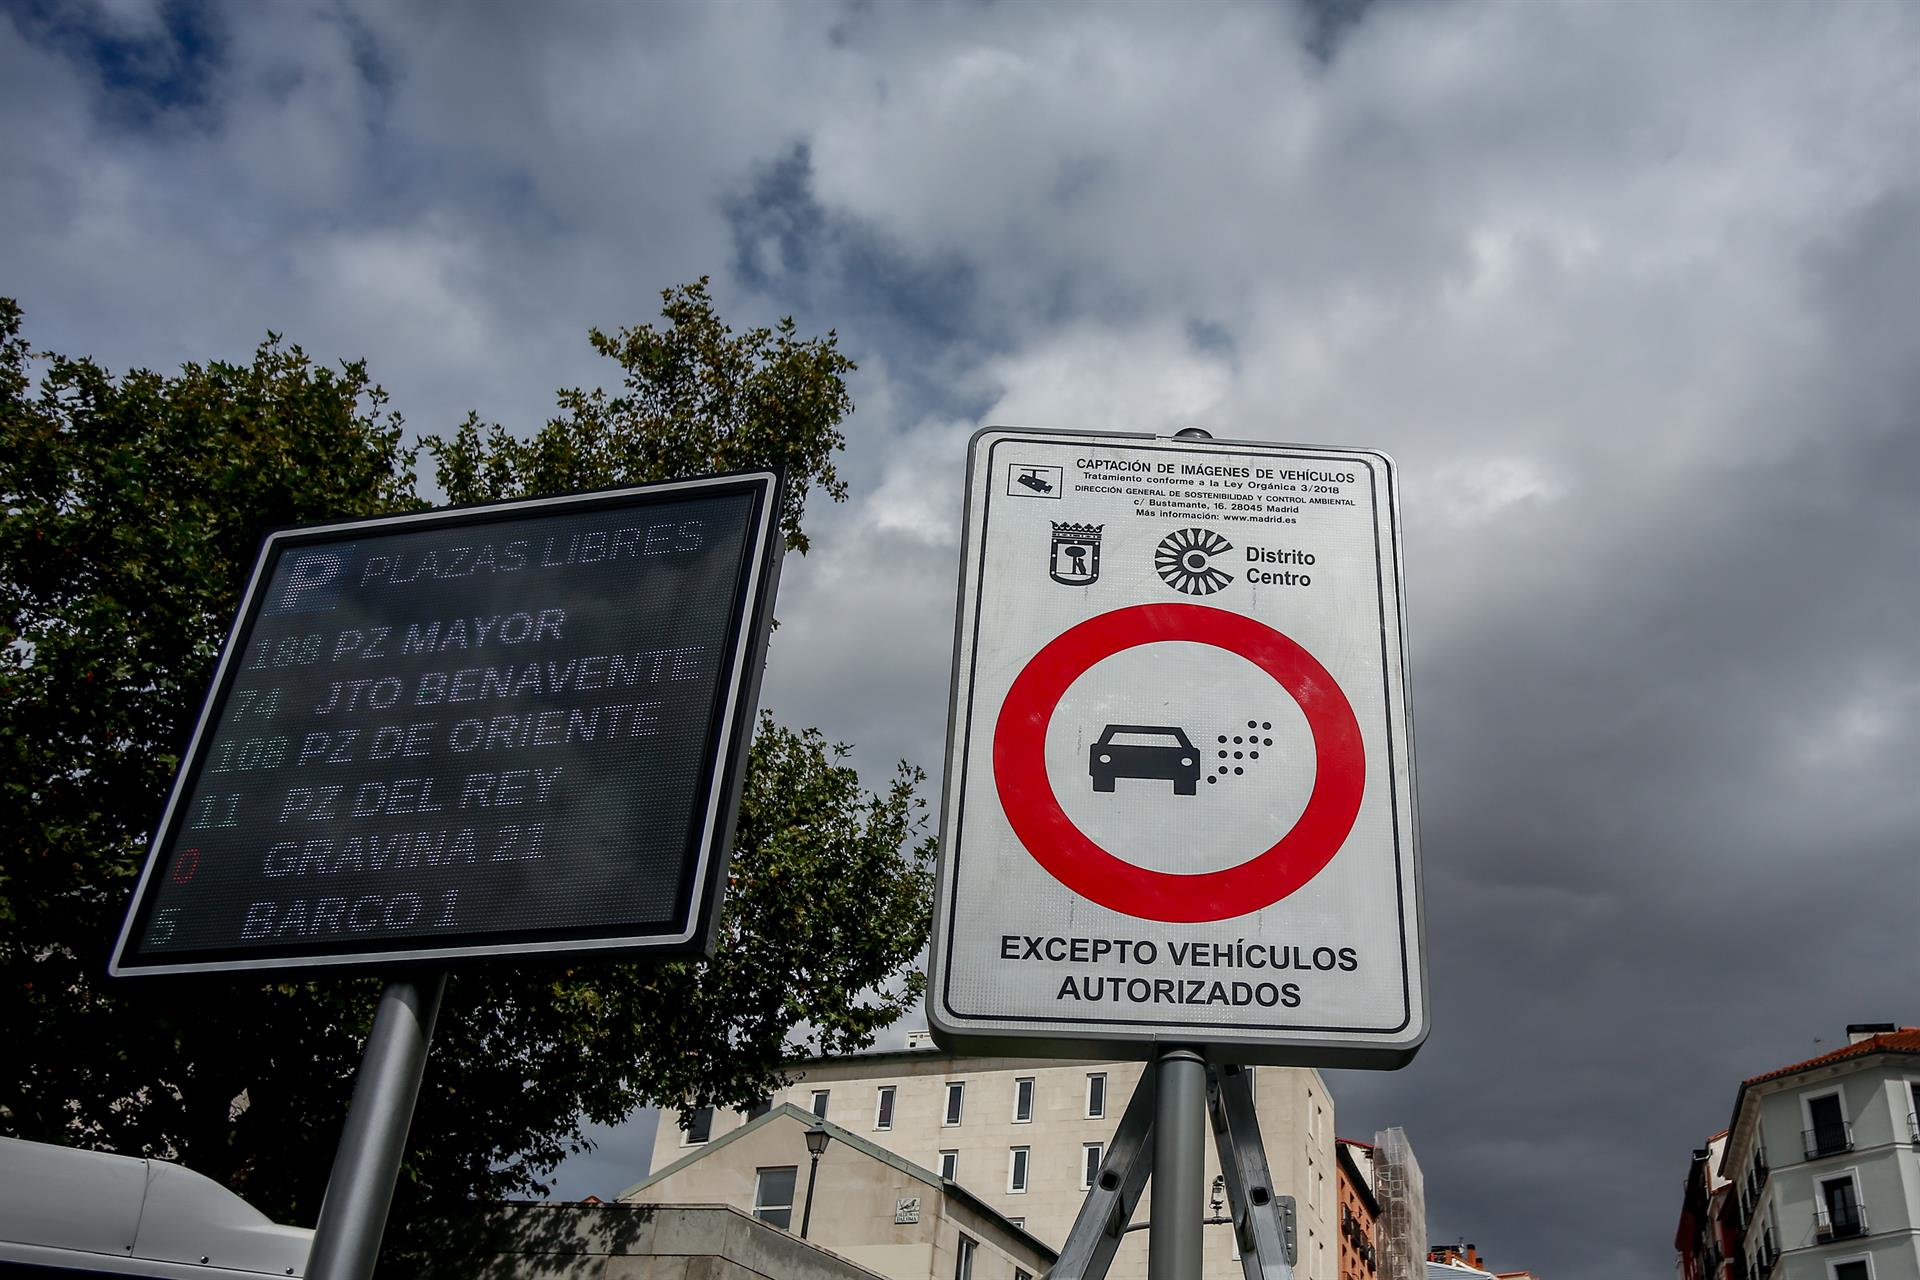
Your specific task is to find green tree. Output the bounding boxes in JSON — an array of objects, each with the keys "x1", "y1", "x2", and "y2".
[{"x1": 0, "y1": 283, "x2": 934, "y2": 1222}]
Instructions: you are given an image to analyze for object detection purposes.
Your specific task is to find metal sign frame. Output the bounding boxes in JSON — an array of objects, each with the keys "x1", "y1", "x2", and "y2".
[
  {"x1": 927, "y1": 426, "x2": 1425, "y2": 1068},
  {"x1": 110, "y1": 471, "x2": 784, "y2": 976}
]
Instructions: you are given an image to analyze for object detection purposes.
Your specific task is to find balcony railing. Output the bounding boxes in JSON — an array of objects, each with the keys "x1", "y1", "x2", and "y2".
[
  {"x1": 1815, "y1": 1204, "x2": 1867, "y2": 1242},
  {"x1": 1743, "y1": 1148, "x2": 1769, "y2": 1200},
  {"x1": 1803, "y1": 1122, "x2": 1854, "y2": 1160},
  {"x1": 1754, "y1": 1229, "x2": 1780, "y2": 1277},
  {"x1": 1908, "y1": 1111, "x2": 1918, "y2": 1145}
]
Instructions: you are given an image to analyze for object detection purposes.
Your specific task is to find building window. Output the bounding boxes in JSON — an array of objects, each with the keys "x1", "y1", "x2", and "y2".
[
  {"x1": 1082, "y1": 1142, "x2": 1104, "y2": 1190},
  {"x1": 1829, "y1": 1258, "x2": 1873, "y2": 1280},
  {"x1": 1014, "y1": 1076, "x2": 1035, "y2": 1123},
  {"x1": 682, "y1": 1106, "x2": 714, "y2": 1145},
  {"x1": 1817, "y1": 1174, "x2": 1865, "y2": 1240},
  {"x1": 955, "y1": 1233, "x2": 978, "y2": 1280},
  {"x1": 1087, "y1": 1072, "x2": 1107, "y2": 1119},
  {"x1": 1009, "y1": 1218, "x2": 1025, "y2": 1230},
  {"x1": 811, "y1": 1089, "x2": 831, "y2": 1119},
  {"x1": 876, "y1": 1085, "x2": 896, "y2": 1130},
  {"x1": 1009, "y1": 1146, "x2": 1030, "y2": 1193},
  {"x1": 945, "y1": 1081, "x2": 966, "y2": 1126},
  {"x1": 1803, "y1": 1089, "x2": 1851, "y2": 1159},
  {"x1": 743, "y1": 1098, "x2": 771, "y2": 1121},
  {"x1": 1907, "y1": 1082, "x2": 1919, "y2": 1143},
  {"x1": 1016, "y1": 1270, "x2": 1033, "y2": 1280},
  {"x1": 940, "y1": 1149, "x2": 959, "y2": 1180},
  {"x1": 753, "y1": 1166, "x2": 797, "y2": 1229}
]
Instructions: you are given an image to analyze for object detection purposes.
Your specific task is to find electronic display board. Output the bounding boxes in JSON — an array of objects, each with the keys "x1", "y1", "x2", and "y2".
[{"x1": 110, "y1": 472, "x2": 783, "y2": 975}]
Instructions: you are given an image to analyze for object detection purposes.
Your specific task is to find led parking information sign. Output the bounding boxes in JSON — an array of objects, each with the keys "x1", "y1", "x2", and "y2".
[
  {"x1": 111, "y1": 473, "x2": 783, "y2": 975},
  {"x1": 927, "y1": 429, "x2": 1425, "y2": 1068}
]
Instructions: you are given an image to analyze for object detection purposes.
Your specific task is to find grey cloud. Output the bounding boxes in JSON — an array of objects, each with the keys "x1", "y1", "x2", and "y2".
[{"x1": 6, "y1": 3, "x2": 1920, "y2": 1277}]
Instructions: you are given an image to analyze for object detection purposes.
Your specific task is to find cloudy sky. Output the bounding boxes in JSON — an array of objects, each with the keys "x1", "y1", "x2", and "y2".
[{"x1": 7, "y1": 1, "x2": 1920, "y2": 1276}]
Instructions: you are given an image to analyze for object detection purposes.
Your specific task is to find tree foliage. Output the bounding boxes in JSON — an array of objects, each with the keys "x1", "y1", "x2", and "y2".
[
  {"x1": 424, "y1": 278, "x2": 852, "y2": 551},
  {"x1": 0, "y1": 284, "x2": 933, "y2": 1222}
]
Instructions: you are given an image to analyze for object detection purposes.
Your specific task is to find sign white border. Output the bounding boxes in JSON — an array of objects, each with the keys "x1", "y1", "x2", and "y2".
[
  {"x1": 926, "y1": 427, "x2": 1425, "y2": 1068},
  {"x1": 110, "y1": 472, "x2": 784, "y2": 976}
]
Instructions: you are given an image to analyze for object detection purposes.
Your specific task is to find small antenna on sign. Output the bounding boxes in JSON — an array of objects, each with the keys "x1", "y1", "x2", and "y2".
[{"x1": 1174, "y1": 426, "x2": 1213, "y2": 440}]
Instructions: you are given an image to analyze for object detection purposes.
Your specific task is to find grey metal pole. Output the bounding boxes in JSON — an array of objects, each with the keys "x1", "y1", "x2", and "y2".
[
  {"x1": 307, "y1": 973, "x2": 447, "y2": 1280},
  {"x1": 1150, "y1": 1047, "x2": 1207, "y2": 1280}
]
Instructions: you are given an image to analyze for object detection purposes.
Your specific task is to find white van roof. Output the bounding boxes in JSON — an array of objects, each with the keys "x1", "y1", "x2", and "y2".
[{"x1": 0, "y1": 1136, "x2": 312, "y2": 1276}]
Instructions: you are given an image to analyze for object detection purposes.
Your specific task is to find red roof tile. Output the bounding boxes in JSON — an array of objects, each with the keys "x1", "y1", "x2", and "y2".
[{"x1": 1743, "y1": 1028, "x2": 1920, "y2": 1085}]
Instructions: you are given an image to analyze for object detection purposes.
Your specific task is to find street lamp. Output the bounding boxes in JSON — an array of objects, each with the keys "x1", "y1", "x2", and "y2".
[{"x1": 800, "y1": 1122, "x2": 831, "y2": 1239}]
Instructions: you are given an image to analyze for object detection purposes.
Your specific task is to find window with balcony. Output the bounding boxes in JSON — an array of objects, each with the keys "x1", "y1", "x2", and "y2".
[
  {"x1": 1745, "y1": 1145, "x2": 1768, "y2": 1199},
  {"x1": 875, "y1": 1085, "x2": 896, "y2": 1131},
  {"x1": 1804, "y1": 1091, "x2": 1852, "y2": 1159},
  {"x1": 1756, "y1": 1207, "x2": 1780, "y2": 1276},
  {"x1": 1747, "y1": 1228, "x2": 1781, "y2": 1280},
  {"x1": 1014, "y1": 1076, "x2": 1035, "y2": 1123},
  {"x1": 1816, "y1": 1175, "x2": 1866, "y2": 1241}
]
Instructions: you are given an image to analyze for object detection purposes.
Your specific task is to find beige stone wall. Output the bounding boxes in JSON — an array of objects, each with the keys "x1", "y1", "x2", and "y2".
[
  {"x1": 393, "y1": 1202, "x2": 896, "y2": 1280},
  {"x1": 631, "y1": 1108, "x2": 1046, "y2": 1280},
  {"x1": 650, "y1": 1051, "x2": 1334, "y2": 1280}
]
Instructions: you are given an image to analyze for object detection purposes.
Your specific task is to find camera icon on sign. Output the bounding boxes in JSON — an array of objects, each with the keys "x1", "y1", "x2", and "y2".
[{"x1": 1008, "y1": 465, "x2": 1064, "y2": 498}]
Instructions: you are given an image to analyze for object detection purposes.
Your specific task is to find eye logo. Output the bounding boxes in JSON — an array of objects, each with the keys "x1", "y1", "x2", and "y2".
[{"x1": 1155, "y1": 527, "x2": 1235, "y2": 595}]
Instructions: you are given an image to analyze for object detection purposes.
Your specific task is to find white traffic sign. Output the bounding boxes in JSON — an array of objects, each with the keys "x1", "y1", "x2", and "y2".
[{"x1": 927, "y1": 428, "x2": 1425, "y2": 1067}]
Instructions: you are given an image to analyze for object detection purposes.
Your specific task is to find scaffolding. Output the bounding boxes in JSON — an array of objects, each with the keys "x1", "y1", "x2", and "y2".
[{"x1": 1373, "y1": 1127, "x2": 1428, "y2": 1280}]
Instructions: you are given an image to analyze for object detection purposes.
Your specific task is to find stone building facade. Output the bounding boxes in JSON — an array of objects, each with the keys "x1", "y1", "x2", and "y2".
[{"x1": 649, "y1": 1035, "x2": 1337, "y2": 1280}]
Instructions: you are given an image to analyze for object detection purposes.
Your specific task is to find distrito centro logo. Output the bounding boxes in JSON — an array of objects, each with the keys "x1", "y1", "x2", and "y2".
[{"x1": 1155, "y1": 527, "x2": 1235, "y2": 595}]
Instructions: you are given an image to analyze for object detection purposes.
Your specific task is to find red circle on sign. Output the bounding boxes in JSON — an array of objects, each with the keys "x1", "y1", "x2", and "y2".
[{"x1": 992, "y1": 603, "x2": 1365, "y2": 923}]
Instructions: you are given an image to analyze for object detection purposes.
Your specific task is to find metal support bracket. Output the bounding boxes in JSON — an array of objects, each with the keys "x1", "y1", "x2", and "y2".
[
  {"x1": 1209, "y1": 1063, "x2": 1296, "y2": 1279},
  {"x1": 1048, "y1": 1059, "x2": 1157, "y2": 1280},
  {"x1": 1046, "y1": 1061, "x2": 1299, "y2": 1280}
]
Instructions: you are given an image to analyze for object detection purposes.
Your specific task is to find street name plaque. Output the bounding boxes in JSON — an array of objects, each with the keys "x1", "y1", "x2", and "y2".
[{"x1": 111, "y1": 473, "x2": 783, "y2": 975}]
